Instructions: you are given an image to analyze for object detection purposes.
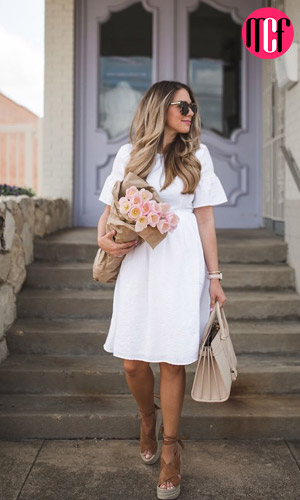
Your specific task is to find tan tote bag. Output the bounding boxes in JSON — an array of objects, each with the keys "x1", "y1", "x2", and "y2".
[{"x1": 191, "y1": 300, "x2": 238, "y2": 403}]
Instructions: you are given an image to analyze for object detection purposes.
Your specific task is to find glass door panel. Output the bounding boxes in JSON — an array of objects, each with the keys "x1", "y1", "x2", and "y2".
[
  {"x1": 189, "y1": 2, "x2": 241, "y2": 138},
  {"x1": 98, "y1": 3, "x2": 153, "y2": 139}
]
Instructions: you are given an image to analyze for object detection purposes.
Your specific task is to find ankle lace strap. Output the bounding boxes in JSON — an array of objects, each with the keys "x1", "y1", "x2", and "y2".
[
  {"x1": 139, "y1": 401, "x2": 161, "y2": 417},
  {"x1": 163, "y1": 434, "x2": 185, "y2": 450},
  {"x1": 161, "y1": 425, "x2": 185, "y2": 449}
]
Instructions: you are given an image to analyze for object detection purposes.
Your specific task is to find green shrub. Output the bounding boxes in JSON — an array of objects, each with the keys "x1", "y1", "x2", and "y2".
[{"x1": 0, "y1": 184, "x2": 36, "y2": 197}]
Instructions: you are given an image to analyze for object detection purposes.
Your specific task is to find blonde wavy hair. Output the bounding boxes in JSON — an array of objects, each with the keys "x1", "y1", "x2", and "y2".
[{"x1": 125, "y1": 80, "x2": 202, "y2": 195}]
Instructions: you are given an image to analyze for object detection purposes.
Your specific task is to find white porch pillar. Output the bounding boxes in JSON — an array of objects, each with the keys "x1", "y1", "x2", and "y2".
[{"x1": 43, "y1": 0, "x2": 75, "y2": 224}]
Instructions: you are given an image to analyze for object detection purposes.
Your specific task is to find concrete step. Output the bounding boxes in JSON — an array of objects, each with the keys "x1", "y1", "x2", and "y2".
[
  {"x1": 0, "y1": 353, "x2": 299, "y2": 396},
  {"x1": 221, "y1": 263, "x2": 295, "y2": 289},
  {"x1": 16, "y1": 288, "x2": 300, "y2": 320},
  {"x1": 225, "y1": 290, "x2": 300, "y2": 320},
  {"x1": 25, "y1": 261, "x2": 113, "y2": 290},
  {"x1": 24, "y1": 262, "x2": 296, "y2": 290},
  {"x1": 229, "y1": 320, "x2": 300, "y2": 353},
  {"x1": 33, "y1": 228, "x2": 288, "y2": 264},
  {"x1": 16, "y1": 288, "x2": 114, "y2": 319},
  {"x1": 0, "y1": 393, "x2": 299, "y2": 440},
  {"x1": 5, "y1": 318, "x2": 300, "y2": 355},
  {"x1": 34, "y1": 229, "x2": 99, "y2": 262},
  {"x1": 216, "y1": 229, "x2": 287, "y2": 264},
  {"x1": 5, "y1": 318, "x2": 111, "y2": 356}
]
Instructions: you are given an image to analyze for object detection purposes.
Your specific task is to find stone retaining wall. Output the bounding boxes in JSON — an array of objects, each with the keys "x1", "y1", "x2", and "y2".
[{"x1": 0, "y1": 196, "x2": 71, "y2": 364}]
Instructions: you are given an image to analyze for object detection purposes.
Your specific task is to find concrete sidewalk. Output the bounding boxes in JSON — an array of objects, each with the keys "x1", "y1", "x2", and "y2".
[{"x1": 1, "y1": 439, "x2": 300, "y2": 500}]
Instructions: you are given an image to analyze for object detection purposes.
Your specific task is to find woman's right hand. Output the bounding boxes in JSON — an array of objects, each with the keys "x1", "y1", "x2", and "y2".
[{"x1": 98, "y1": 230, "x2": 138, "y2": 257}]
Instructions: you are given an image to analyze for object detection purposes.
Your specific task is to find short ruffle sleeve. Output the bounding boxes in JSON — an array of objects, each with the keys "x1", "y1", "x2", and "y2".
[
  {"x1": 98, "y1": 144, "x2": 132, "y2": 205},
  {"x1": 192, "y1": 144, "x2": 228, "y2": 208}
]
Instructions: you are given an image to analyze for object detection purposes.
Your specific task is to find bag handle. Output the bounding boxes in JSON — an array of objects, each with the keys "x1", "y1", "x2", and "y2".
[
  {"x1": 198, "y1": 306, "x2": 217, "y2": 354},
  {"x1": 198, "y1": 300, "x2": 228, "y2": 355},
  {"x1": 215, "y1": 302, "x2": 237, "y2": 377},
  {"x1": 215, "y1": 301, "x2": 229, "y2": 340},
  {"x1": 198, "y1": 301, "x2": 237, "y2": 378}
]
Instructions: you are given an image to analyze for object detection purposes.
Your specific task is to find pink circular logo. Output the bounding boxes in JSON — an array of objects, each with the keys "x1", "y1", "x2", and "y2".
[{"x1": 242, "y1": 7, "x2": 294, "y2": 59}]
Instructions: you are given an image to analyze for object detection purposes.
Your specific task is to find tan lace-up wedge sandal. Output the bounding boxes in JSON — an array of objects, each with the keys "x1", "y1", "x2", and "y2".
[
  {"x1": 139, "y1": 393, "x2": 163, "y2": 465},
  {"x1": 157, "y1": 427, "x2": 185, "y2": 500}
]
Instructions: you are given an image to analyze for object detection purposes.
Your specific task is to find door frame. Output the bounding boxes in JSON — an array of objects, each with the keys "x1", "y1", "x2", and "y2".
[{"x1": 74, "y1": 0, "x2": 262, "y2": 228}]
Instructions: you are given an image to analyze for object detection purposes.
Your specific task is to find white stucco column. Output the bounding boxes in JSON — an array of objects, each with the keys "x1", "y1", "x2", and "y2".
[
  {"x1": 42, "y1": 0, "x2": 75, "y2": 223},
  {"x1": 262, "y1": 0, "x2": 300, "y2": 292},
  {"x1": 284, "y1": 0, "x2": 300, "y2": 293}
]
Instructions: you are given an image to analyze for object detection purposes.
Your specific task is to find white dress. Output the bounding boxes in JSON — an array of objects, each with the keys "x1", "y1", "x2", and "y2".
[{"x1": 98, "y1": 143, "x2": 228, "y2": 365}]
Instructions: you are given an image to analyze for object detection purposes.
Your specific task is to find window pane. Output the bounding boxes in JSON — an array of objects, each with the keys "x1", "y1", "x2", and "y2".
[
  {"x1": 98, "y1": 4, "x2": 152, "y2": 138},
  {"x1": 189, "y1": 3, "x2": 241, "y2": 138}
]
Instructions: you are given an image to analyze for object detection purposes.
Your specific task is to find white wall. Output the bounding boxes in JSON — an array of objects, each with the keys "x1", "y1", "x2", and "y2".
[
  {"x1": 284, "y1": 0, "x2": 300, "y2": 293},
  {"x1": 42, "y1": 0, "x2": 74, "y2": 224},
  {"x1": 262, "y1": 0, "x2": 300, "y2": 293}
]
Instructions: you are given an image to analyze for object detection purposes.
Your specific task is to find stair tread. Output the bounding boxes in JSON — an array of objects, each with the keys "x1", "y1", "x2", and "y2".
[
  {"x1": 219, "y1": 240, "x2": 286, "y2": 246},
  {"x1": 27, "y1": 261, "x2": 95, "y2": 269},
  {"x1": 7, "y1": 318, "x2": 111, "y2": 333},
  {"x1": 34, "y1": 227, "x2": 285, "y2": 242},
  {"x1": 227, "y1": 320, "x2": 300, "y2": 333},
  {"x1": 17, "y1": 288, "x2": 300, "y2": 299},
  {"x1": 6, "y1": 318, "x2": 300, "y2": 336},
  {"x1": 0, "y1": 393, "x2": 298, "y2": 417},
  {"x1": 27, "y1": 261, "x2": 292, "y2": 270},
  {"x1": 7, "y1": 317, "x2": 300, "y2": 334},
  {"x1": 227, "y1": 290, "x2": 300, "y2": 298},
  {"x1": 18, "y1": 288, "x2": 114, "y2": 298},
  {"x1": 0, "y1": 353, "x2": 299, "y2": 373}
]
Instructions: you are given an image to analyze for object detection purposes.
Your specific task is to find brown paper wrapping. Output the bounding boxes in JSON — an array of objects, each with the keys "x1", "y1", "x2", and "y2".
[{"x1": 93, "y1": 171, "x2": 169, "y2": 283}]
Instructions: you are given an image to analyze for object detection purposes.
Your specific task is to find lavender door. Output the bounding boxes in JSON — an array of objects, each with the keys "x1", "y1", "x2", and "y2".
[{"x1": 75, "y1": 0, "x2": 262, "y2": 228}]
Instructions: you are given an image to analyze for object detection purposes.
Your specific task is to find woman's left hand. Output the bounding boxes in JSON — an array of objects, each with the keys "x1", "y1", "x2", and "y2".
[{"x1": 209, "y1": 279, "x2": 227, "y2": 311}]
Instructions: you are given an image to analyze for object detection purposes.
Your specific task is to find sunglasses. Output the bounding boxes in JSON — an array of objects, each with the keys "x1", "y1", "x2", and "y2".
[{"x1": 170, "y1": 101, "x2": 197, "y2": 116}]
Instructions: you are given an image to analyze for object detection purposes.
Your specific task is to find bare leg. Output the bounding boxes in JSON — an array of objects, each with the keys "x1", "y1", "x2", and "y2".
[
  {"x1": 159, "y1": 362, "x2": 186, "y2": 490},
  {"x1": 123, "y1": 359, "x2": 155, "y2": 459}
]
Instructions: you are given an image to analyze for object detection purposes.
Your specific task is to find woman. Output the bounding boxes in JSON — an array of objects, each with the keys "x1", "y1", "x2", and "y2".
[{"x1": 97, "y1": 81, "x2": 227, "y2": 499}]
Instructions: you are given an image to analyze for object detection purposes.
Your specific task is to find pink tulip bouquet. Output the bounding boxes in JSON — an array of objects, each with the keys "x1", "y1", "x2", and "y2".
[
  {"x1": 119, "y1": 185, "x2": 179, "y2": 234},
  {"x1": 93, "y1": 171, "x2": 179, "y2": 283}
]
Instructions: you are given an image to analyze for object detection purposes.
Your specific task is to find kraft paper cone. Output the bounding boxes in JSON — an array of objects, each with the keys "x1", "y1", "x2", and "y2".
[{"x1": 93, "y1": 171, "x2": 172, "y2": 283}]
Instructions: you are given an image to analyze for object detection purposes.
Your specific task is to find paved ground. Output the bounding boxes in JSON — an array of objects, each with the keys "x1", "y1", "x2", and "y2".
[{"x1": 1, "y1": 438, "x2": 300, "y2": 500}]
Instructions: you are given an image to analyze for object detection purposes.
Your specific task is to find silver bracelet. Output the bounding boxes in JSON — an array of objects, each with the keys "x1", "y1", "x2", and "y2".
[{"x1": 207, "y1": 272, "x2": 223, "y2": 280}]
